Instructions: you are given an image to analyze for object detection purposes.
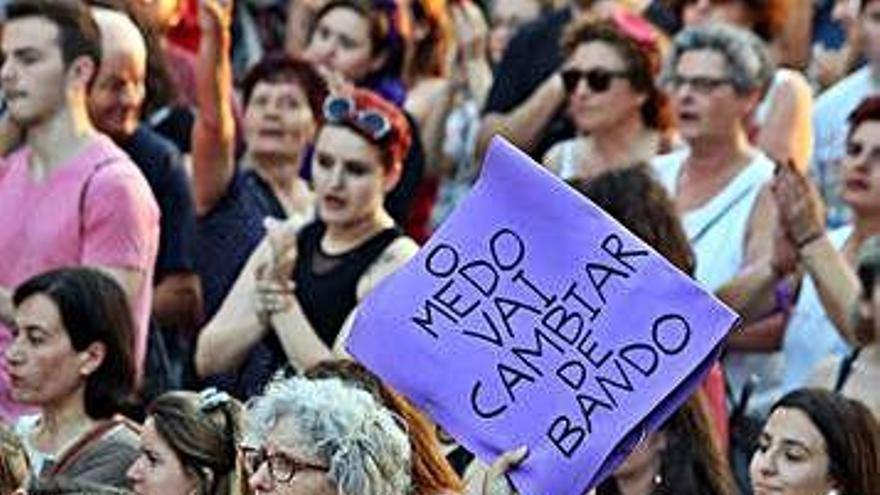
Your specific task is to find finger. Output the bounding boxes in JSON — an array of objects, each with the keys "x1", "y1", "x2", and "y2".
[{"x1": 491, "y1": 446, "x2": 529, "y2": 474}]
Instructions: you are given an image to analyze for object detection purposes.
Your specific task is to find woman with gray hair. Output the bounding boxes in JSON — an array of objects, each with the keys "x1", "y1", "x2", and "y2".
[
  {"x1": 242, "y1": 376, "x2": 412, "y2": 495},
  {"x1": 651, "y1": 23, "x2": 784, "y2": 416}
]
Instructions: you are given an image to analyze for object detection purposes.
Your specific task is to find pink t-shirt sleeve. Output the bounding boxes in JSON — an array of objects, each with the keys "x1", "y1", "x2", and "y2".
[{"x1": 81, "y1": 163, "x2": 159, "y2": 270}]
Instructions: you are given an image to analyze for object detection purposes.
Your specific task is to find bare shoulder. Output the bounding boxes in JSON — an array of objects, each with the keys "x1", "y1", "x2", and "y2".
[
  {"x1": 357, "y1": 236, "x2": 419, "y2": 298},
  {"x1": 775, "y1": 68, "x2": 812, "y2": 94},
  {"x1": 807, "y1": 354, "x2": 840, "y2": 389}
]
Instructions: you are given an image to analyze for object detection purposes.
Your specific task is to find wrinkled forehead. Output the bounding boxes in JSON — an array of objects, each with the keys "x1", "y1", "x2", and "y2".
[{"x1": 676, "y1": 48, "x2": 730, "y2": 77}]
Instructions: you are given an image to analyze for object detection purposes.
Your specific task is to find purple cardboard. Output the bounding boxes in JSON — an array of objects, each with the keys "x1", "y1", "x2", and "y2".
[{"x1": 347, "y1": 137, "x2": 738, "y2": 495}]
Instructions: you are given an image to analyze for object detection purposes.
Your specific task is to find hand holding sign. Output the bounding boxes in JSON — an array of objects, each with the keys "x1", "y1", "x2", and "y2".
[{"x1": 347, "y1": 137, "x2": 738, "y2": 495}]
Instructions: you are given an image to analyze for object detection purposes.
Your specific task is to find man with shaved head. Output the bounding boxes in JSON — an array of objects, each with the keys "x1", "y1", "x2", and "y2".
[{"x1": 88, "y1": 6, "x2": 200, "y2": 395}]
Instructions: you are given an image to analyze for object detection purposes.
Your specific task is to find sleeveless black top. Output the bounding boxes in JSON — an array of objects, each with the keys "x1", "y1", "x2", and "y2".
[{"x1": 294, "y1": 221, "x2": 401, "y2": 347}]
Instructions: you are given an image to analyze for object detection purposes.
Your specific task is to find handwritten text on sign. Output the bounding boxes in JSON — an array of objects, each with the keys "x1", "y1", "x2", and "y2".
[
  {"x1": 412, "y1": 227, "x2": 693, "y2": 457},
  {"x1": 347, "y1": 137, "x2": 736, "y2": 495}
]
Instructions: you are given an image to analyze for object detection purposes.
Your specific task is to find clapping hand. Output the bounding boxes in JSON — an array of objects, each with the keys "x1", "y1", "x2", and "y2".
[
  {"x1": 254, "y1": 216, "x2": 304, "y2": 322},
  {"x1": 771, "y1": 160, "x2": 826, "y2": 250}
]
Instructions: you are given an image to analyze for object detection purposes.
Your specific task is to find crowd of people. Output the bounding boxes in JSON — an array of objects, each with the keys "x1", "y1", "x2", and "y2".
[{"x1": 2, "y1": 0, "x2": 880, "y2": 494}]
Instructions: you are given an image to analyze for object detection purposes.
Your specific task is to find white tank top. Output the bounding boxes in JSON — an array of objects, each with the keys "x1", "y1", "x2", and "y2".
[{"x1": 653, "y1": 148, "x2": 778, "y2": 414}]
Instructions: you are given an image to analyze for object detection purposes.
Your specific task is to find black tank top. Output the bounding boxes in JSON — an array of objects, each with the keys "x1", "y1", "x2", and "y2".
[{"x1": 293, "y1": 221, "x2": 401, "y2": 347}]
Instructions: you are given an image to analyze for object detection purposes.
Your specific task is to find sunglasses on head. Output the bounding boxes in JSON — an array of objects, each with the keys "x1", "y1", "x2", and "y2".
[
  {"x1": 323, "y1": 95, "x2": 392, "y2": 142},
  {"x1": 560, "y1": 68, "x2": 632, "y2": 94}
]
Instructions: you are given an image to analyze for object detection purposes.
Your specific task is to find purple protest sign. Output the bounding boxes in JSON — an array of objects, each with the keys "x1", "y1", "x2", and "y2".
[{"x1": 347, "y1": 137, "x2": 738, "y2": 495}]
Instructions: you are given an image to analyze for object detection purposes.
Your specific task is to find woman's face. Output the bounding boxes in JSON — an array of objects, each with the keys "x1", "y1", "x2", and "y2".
[
  {"x1": 311, "y1": 125, "x2": 392, "y2": 228},
  {"x1": 683, "y1": 0, "x2": 754, "y2": 29},
  {"x1": 4, "y1": 294, "x2": 97, "y2": 407},
  {"x1": 127, "y1": 418, "x2": 198, "y2": 495},
  {"x1": 840, "y1": 120, "x2": 880, "y2": 213},
  {"x1": 749, "y1": 407, "x2": 836, "y2": 495},
  {"x1": 563, "y1": 40, "x2": 645, "y2": 134},
  {"x1": 248, "y1": 415, "x2": 335, "y2": 495},
  {"x1": 304, "y1": 7, "x2": 381, "y2": 82},
  {"x1": 245, "y1": 80, "x2": 316, "y2": 160}
]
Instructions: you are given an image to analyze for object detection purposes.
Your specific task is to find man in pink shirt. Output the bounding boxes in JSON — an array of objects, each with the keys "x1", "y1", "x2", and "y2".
[{"x1": 0, "y1": 0, "x2": 159, "y2": 421}]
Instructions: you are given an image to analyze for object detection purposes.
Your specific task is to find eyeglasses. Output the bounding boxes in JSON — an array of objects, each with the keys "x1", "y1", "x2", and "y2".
[
  {"x1": 560, "y1": 68, "x2": 632, "y2": 94},
  {"x1": 240, "y1": 446, "x2": 328, "y2": 484},
  {"x1": 666, "y1": 74, "x2": 731, "y2": 94},
  {"x1": 323, "y1": 95, "x2": 392, "y2": 142}
]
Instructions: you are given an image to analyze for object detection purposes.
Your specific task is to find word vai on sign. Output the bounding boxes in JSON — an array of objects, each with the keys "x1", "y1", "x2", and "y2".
[{"x1": 347, "y1": 137, "x2": 737, "y2": 495}]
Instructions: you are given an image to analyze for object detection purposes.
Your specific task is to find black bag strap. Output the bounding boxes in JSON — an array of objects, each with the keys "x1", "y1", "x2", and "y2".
[
  {"x1": 689, "y1": 184, "x2": 758, "y2": 247},
  {"x1": 834, "y1": 347, "x2": 862, "y2": 393}
]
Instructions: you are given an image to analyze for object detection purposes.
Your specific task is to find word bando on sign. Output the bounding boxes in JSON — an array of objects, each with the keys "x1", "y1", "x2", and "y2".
[{"x1": 348, "y1": 138, "x2": 737, "y2": 495}]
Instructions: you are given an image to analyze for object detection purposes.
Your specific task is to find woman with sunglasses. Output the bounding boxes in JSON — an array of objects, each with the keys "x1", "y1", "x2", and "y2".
[
  {"x1": 126, "y1": 389, "x2": 246, "y2": 495},
  {"x1": 668, "y1": 0, "x2": 813, "y2": 172},
  {"x1": 196, "y1": 88, "x2": 417, "y2": 397},
  {"x1": 242, "y1": 376, "x2": 411, "y2": 495},
  {"x1": 192, "y1": 0, "x2": 328, "y2": 323},
  {"x1": 543, "y1": 12, "x2": 674, "y2": 181}
]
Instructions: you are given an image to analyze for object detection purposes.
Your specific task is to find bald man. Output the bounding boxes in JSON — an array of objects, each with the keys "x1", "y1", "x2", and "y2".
[{"x1": 89, "y1": 7, "x2": 201, "y2": 392}]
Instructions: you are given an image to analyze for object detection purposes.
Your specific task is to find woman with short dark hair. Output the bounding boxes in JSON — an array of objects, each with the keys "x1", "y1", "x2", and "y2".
[{"x1": 5, "y1": 267, "x2": 139, "y2": 487}]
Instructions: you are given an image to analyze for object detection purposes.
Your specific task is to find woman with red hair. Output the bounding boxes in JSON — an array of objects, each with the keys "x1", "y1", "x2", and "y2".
[{"x1": 196, "y1": 89, "x2": 418, "y2": 398}]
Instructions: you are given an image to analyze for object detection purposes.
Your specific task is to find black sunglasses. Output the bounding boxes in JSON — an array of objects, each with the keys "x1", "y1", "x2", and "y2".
[
  {"x1": 323, "y1": 95, "x2": 392, "y2": 142},
  {"x1": 560, "y1": 68, "x2": 632, "y2": 94}
]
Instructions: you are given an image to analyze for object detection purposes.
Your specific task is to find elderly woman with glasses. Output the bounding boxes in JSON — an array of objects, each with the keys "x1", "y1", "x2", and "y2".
[
  {"x1": 651, "y1": 24, "x2": 784, "y2": 416},
  {"x1": 241, "y1": 376, "x2": 411, "y2": 495},
  {"x1": 542, "y1": 12, "x2": 675, "y2": 181},
  {"x1": 196, "y1": 88, "x2": 418, "y2": 398}
]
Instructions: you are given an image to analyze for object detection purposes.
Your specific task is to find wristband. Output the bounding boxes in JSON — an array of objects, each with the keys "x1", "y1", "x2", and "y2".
[
  {"x1": 796, "y1": 230, "x2": 825, "y2": 249},
  {"x1": 773, "y1": 277, "x2": 795, "y2": 315}
]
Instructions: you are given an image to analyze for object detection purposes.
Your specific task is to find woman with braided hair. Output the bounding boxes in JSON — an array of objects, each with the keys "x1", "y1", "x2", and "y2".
[{"x1": 127, "y1": 389, "x2": 246, "y2": 495}]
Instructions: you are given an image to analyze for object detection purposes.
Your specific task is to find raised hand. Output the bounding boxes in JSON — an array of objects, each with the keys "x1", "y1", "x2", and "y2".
[
  {"x1": 771, "y1": 160, "x2": 826, "y2": 248},
  {"x1": 451, "y1": 0, "x2": 489, "y2": 66},
  {"x1": 198, "y1": 0, "x2": 233, "y2": 36}
]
